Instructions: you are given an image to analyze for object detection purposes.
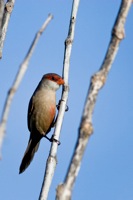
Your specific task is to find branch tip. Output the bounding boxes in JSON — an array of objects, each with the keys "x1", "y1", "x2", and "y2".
[{"x1": 48, "y1": 13, "x2": 54, "y2": 19}]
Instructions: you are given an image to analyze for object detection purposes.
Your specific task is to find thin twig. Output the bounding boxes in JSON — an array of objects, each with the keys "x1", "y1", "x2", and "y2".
[
  {"x1": 0, "y1": 0, "x2": 15, "y2": 59},
  {"x1": 56, "y1": 1, "x2": 132, "y2": 200},
  {"x1": 0, "y1": 14, "x2": 53, "y2": 156},
  {"x1": 0, "y1": 0, "x2": 4, "y2": 30},
  {"x1": 38, "y1": 1, "x2": 80, "y2": 200}
]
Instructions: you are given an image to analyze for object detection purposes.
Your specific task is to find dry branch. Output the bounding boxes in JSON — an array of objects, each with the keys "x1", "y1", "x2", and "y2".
[
  {"x1": 0, "y1": 0, "x2": 15, "y2": 59},
  {"x1": 0, "y1": 0, "x2": 4, "y2": 30},
  {"x1": 0, "y1": 14, "x2": 53, "y2": 156},
  {"x1": 38, "y1": 1, "x2": 80, "y2": 200},
  {"x1": 56, "y1": 0, "x2": 133, "y2": 199}
]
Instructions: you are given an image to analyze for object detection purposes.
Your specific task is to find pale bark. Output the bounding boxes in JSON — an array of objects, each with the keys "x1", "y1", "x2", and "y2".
[
  {"x1": 0, "y1": 0, "x2": 15, "y2": 58},
  {"x1": 0, "y1": 0, "x2": 4, "y2": 30},
  {"x1": 39, "y1": 0, "x2": 80, "y2": 199}
]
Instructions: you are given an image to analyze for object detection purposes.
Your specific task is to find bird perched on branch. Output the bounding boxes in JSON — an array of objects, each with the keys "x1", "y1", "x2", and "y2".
[{"x1": 19, "y1": 73, "x2": 64, "y2": 174}]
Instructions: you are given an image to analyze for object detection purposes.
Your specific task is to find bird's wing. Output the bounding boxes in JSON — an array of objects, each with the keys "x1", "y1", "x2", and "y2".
[
  {"x1": 27, "y1": 97, "x2": 34, "y2": 132},
  {"x1": 46, "y1": 117, "x2": 55, "y2": 134}
]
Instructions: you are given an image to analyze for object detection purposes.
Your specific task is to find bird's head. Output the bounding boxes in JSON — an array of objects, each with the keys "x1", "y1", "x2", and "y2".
[{"x1": 40, "y1": 73, "x2": 64, "y2": 91}]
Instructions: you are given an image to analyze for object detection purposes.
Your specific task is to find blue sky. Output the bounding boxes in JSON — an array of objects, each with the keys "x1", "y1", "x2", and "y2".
[{"x1": 1, "y1": 1, "x2": 133, "y2": 200}]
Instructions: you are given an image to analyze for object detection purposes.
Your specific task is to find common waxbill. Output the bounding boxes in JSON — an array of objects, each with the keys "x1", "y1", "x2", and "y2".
[{"x1": 19, "y1": 73, "x2": 64, "y2": 174}]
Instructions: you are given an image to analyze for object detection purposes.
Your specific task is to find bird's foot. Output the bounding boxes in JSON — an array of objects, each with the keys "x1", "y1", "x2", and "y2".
[
  {"x1": 56, "y1": 100, "x2": 69, "y2": 111},
  {"x1": 51, "y1": 101, "x2": 69, "y2": 128},
  {"x1": 44, "y1": 135, "x2": 61, "y2": 145},
  {"x1": 50, "y1": 135, "x2": 61, "y2": 145}
]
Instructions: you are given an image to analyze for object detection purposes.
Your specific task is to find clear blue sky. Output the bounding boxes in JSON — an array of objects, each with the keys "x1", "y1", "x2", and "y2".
[{"x1": 1, "y1": 1, "x2": 133, "y2": 200}]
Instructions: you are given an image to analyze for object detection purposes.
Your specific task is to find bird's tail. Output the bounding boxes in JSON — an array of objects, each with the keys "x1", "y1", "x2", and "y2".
[{"x1": 19, "y1": 134, "x2": 42, "y2": 174}]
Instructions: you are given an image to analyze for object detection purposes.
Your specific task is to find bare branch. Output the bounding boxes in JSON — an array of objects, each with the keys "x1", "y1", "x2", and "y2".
[
  {"x1": 56, "y1": 0, "x2": 133, "y2": 199},
  {"x1": 0, "y1": 14, "x2": 53, "y2": 156},
  {"x1": 38, "y1": 1, "x2": 80, "y2": 200},
  {"x1": 0, "y1": 0, "x2": 15, "y2": 59},
  {"x1": 0, "y1": 0, "x2": 4, "y2": 30}
]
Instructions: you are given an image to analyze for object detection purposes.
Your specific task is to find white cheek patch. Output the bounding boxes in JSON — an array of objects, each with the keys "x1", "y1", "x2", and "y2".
[{"x1": 44, "y1": 79, "x2": 60, "y2": 91}]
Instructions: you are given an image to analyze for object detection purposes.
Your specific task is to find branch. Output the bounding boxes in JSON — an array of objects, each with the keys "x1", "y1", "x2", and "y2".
[
  {"x1": 0, "y1": 0, "x2": 4, "y2": 30},
  {"x1": 0, "y1": 0, "x2": 15, "y2": 59},
  {"x1": 56, "y1": 0, "x2": 133, "y2": 199},
  {"x1": 0, "y1": 14, "x2": 53, "y2": 156},
  {"x1": 38, "y1": 1, "x2": 80, "y2": 199}
]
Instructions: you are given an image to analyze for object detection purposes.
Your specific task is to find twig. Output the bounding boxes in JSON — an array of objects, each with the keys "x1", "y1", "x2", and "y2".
[
  {"x1": 0, "y1": 14, "x2": 53, "y2": 156},
  {"x1": 38, "y1": 1, "x2": 80, "y2": 200},
  {"x1": 0, "y1": 0, "x2": 4, "y2": 30},
  {"x1": 56, "y1": 0, "x2": 133, "y2": 200},
  {"x1": 0, "y1": 0, "x2": 15, "y2": 59}
]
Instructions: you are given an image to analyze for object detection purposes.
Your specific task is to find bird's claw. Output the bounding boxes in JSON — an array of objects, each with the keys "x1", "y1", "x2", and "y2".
[
  {"x1": 44, "y1": 135, "x2": 60, "y2": 145},
  {"x1": 50, "y1": 135, "x2": 61, "y2": 145},
  {"x1": 56, "y1": 100, "x2": 69, "y2": 112},
  {"x1": 65, "y1": 105, "x2": 69, "y2": 111}
]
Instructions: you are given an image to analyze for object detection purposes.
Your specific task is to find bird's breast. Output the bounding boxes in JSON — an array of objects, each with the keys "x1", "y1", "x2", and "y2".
[{"x1": 30, "y1": 89, "x2": 56, "y2": 135}]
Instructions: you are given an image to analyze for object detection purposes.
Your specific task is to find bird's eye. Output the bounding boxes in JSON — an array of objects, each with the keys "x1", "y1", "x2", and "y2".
[{"x1": 52, "y1": 76, "x2": 55, "y2": 80}]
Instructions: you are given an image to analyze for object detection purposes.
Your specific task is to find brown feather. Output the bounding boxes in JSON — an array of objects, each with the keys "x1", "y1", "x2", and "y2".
[{"x1": 19, "y1": 133, "x2": 42, "y2": 174}]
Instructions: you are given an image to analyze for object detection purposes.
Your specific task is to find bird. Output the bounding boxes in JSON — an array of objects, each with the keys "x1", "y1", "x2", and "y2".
[{"x1": 19, "y1": 73, "x2": 64, "y2": 174}]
